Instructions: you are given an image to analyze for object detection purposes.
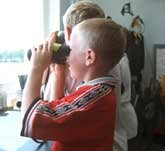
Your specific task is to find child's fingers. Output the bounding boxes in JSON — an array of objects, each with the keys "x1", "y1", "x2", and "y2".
[
  {"x1": 49, "y1": 32, "x2": 57, "y2": 45},
  {"x1": 48, "y1": 31, "x2": 58, "y2": 50},
  {"x1": 43, "y1": 41, "x2": 48, "y2": 52},
  {"x1": 37, "y1": 44, "x2": 43, "y2": 52}
]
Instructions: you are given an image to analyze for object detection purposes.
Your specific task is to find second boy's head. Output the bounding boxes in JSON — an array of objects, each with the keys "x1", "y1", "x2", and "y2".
[
  {"x1": 68, "y1": 18, "x2": 126, "y2": 81},
  {"x1": 63, "y1": 0, "x2": 105, "y2": 45}
]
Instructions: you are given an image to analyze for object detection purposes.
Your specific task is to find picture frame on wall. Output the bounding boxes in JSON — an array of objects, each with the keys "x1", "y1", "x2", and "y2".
[{"x1": 155, "y1": 44, "x2": 165, "y2": 81}]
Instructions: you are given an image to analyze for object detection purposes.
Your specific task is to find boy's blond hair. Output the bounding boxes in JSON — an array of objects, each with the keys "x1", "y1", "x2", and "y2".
[
  {"x1": 75, "y1": 18, "x2": 126, "y2": 70},
  {"x1": 63, "y1": 0, "x2": 105, "y2": 28}
]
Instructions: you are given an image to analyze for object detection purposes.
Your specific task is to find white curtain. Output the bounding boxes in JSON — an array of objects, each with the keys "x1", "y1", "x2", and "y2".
[{"x1": 44, "y1": 0, "x2": 60, "y2": 36}]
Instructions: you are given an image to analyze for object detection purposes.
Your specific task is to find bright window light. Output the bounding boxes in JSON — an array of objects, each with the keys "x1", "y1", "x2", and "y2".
[
  {"x1": 0, "y1": 0, "x2": 44, "y2": 50},
  {"x1": 0, "y1": 0, "x2": 45, "y2": 85},
  {"x1": 0, "y1": 0, "x2": 60, "y2": 115}
]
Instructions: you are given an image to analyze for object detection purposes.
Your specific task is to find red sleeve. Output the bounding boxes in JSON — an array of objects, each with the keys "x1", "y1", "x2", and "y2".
[{"x1": 21, "y1": 83, "x2": 116, "y2": 144}]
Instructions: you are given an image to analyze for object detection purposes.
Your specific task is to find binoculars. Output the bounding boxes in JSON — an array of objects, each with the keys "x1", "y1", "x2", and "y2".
[{"x1": 27, "y1": 31, "x2": 71, "y2": 64}]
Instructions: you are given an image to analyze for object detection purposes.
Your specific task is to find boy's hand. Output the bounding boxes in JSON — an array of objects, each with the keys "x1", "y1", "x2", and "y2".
[
  {"x1": 30, "y1": 31, "x2": 59, "y2": 72},
  {"x1": 48, "y1": 31, "x2": 58, "y2": 48},
  {"x1": 50, "y1": 63, "x2": 66, "y2": 74},
  {"x1": 48, "y1": 31, "x2": 66, "y2": 75},
  {"x1": 30, "y1": 41, "x2": 52, "y2": 73},
  {"x1": 49, "y1": 63, "x2": 66, "y2": 100}
]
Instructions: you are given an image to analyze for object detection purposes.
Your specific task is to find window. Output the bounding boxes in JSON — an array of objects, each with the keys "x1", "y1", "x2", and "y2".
[
  {"x1": 0, "y1": 0, "x2": 43, "y2": 99},
  {"x1": 0, "y1": 0, "x2": 46, "y2": 50},
  {"x1": 0, "y1": 0, "x2": 60, "y2": 149},
  {"x1": 0, "y1": 0, "x2": 60, "y2": 72},
  {"x1": 0, "y1": 0, "x2": 60, "y2": 109}
]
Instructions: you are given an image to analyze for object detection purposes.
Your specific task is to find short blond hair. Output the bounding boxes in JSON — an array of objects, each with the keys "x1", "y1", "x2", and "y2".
[
  {"x1": 75, "y1": 18, "x2": 126, "y2": 70},
  {"x1": 63, "y1": 0, "x2": 105, "y2": 28}
]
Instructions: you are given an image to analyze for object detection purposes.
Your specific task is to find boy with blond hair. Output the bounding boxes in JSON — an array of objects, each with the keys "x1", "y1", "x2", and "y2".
[{"x1": 21, "y1": 18, "x2": 125, "y2": 151}]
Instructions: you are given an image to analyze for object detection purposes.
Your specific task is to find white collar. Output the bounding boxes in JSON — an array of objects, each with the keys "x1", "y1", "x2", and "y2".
[{"x1": 77, "y1": 77, "x2": 116, "y2": 90}]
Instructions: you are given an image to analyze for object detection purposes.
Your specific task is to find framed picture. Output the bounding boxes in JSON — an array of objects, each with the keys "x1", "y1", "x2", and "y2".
[{"x1": 155, "y1": 44, "x2": 165, "y2": 81}]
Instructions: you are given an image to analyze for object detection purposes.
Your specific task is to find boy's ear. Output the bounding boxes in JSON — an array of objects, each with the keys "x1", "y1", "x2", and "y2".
[{"x1": 85, "y1": 49, "x2": 96, "y2": 66}]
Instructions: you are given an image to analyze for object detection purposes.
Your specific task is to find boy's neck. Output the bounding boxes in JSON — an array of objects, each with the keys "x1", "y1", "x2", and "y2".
[{"x1": 83, "y1": 70, "x2": 110, "y2": 82}]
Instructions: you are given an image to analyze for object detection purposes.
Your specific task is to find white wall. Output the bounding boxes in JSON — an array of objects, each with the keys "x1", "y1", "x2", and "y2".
[{"x1": 60, "y1": 0, "x2": 73, "y2": 30}]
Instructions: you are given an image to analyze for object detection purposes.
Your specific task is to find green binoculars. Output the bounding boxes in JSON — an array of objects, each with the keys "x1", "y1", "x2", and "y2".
[{"x1": 27, "y1": 31, "x2": 70, "y2": 64}]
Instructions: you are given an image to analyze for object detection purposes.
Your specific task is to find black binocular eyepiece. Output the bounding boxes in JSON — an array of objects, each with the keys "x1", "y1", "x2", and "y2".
[{"x1": 27, "y1": 31, "x2": 70, "y2": 64}]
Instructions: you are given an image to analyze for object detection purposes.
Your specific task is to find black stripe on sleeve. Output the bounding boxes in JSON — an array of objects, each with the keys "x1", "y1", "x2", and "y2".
[{"x1": 20, "y1": 97, "x2": 41, "y2": 136}]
